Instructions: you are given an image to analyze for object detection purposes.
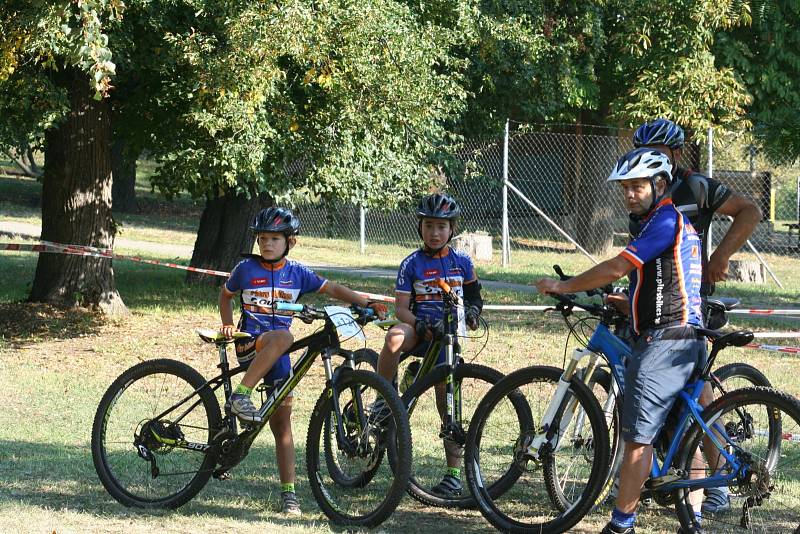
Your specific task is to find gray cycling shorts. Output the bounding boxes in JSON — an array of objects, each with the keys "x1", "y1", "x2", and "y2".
[{"x1": 620, "y1": 326, "x2": 707, "y2": 445}]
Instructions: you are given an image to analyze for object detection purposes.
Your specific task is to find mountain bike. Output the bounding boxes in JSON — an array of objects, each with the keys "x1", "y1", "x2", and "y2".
[
  {"x1": 465, "y1": 289, "x2": 799, "y2": 533},
  {"x1": 538, "y1": 268, "x2": 774, "y2": 513},
  {"x1": 91, "y1": 303, "x2": 412, "y2": 528},
  {"x1": 353, "y1": 278, "x2": 533, "y2": 509}
]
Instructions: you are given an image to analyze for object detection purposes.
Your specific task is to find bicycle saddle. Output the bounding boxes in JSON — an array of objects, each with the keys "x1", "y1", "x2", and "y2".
[
  {"x1": 706, "y1": 297, "x2": 740, "y2": 311},
  {"x1": 695, "y1": 328, "x2": 754, "y2": 349}
]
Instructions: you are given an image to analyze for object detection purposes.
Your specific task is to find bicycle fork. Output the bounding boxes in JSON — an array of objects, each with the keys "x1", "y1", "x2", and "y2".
[
  {"x1": 525, "y1": 347, "x2": 598, "y2": 459},
  {"x1": 440, "y1": 334, "x2": 465, "y2": 454}
]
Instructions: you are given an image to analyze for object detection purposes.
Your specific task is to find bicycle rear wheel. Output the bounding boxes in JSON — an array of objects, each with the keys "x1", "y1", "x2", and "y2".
[
  {"x1": 91, "y1": 359, "x2": 221, "y2": 508},
  {"x1": 307, "y1": 369, "x2": 411, "y2": 527},
  {"x1": 674, "y1": 386, "x2": 800, "y2": 533},
  {"x1": 465, "y1": 365, "x2": 610, "y2": 533}
]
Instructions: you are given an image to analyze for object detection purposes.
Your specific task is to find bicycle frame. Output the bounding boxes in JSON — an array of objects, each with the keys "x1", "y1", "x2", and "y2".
[
  {"x1": 144, "y1": 311, "x2": 360, "y2": 473},
  {"x1": 528, "y1": 318, "x2": 748, "y2": 493}
]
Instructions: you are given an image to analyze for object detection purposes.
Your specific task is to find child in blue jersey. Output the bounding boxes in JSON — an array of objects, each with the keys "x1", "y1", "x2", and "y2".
[
  {"x1": 376, "y1": 193, "x2": 484, "y2": 498},
  {"x1": 536, "y1": 149, "x2": 706, "y2": 534},
  {"x1": 219, "y1": 206, "x2": 386, "y2": 515}
]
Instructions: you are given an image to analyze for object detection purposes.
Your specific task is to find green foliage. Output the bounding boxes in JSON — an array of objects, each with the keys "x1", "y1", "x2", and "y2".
[
  {"x1": 603, "y1": 0, "x2": 753, "y2": 135},
  {"x1": 716, "y1": 0, "x2": 800, "y2": 162}
]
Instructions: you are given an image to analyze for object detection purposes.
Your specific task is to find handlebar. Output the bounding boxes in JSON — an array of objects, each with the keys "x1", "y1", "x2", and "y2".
[
  {"x1": 274, "y1": 301, "x2": 378, "y2": 325},
  {"x1": 553, "y1": 264, "x2": 613, "y2": 298}
]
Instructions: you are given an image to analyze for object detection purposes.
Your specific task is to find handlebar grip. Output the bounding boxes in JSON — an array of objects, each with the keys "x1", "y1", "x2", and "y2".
[
  {"x1": 436, "y1": 278, "x2": 453, "y2": 293},
  {"x1": 275, "y1": 302, "x2": 304, "y2": 312},
  {"x1": 361, "y1": 307, "x2": 375, "y2": 317},
  {"x1": 553, "y1": 265, "x2": 569, "y2": 281}
]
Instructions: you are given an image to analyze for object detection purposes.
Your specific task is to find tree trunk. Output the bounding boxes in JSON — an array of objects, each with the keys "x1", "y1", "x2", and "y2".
[
  {"x1": 29, "y1": 67, "x2": 128, "y2": 316},
  {"x1": 573, "y1": 120, "x2": 618, "y2": 256},
  {"x1": 186, "y1": 192, "x2": 273, "y2": 286},
  {"x1": 111, "y1": 138, "x2": 138, "y2": 213}
]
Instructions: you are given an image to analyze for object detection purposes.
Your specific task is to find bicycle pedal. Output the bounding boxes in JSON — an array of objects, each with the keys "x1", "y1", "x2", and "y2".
[
  {"x1": 213, "y1": 470, "x2": 231, "y2": 481},
  {"x1": 647, "y1": 471, "x2": 682, "y2": 488}
]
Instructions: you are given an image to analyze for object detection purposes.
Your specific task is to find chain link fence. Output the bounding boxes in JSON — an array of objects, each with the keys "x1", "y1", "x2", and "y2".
[{"x1": 292, "y1": 122, "x2": 800, "y2": 283}]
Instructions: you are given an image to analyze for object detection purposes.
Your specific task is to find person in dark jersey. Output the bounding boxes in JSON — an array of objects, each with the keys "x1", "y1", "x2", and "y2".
[{"x1": 536, "y1": 149, "x2": 706, "y2": 534}]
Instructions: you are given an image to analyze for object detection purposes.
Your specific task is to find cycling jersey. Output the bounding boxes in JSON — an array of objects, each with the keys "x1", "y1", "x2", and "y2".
[
  {"x1": 620, "y1": 198, "x2": 703, "y2": 334},
  {"x1": 225, "y1": 256, "x2": 327, "y2": 335},
  {"x1": 396, "y1": 246, "x2": 478, "y2": 324},
  {"x1": 629, "y1": 166, "x2": 731, "y2": 295}
]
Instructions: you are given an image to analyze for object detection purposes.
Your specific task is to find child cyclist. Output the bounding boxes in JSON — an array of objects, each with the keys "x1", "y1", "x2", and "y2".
[
  {"x1": 376, "y1": 193, "x2": 483, "y2": 498},
  {"x1": 219, "y1": 206, "x2": 386, "y2": 515}
]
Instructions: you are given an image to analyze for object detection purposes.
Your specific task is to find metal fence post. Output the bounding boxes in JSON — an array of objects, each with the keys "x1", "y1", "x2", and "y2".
[
  {"x1": 707, "y1": 127, "x2": 714, "y2": 249},
  {"x1": 359, "y1": 204, "x2": 366, "y2": 254},
  {"x1": 502, "y1": 119, "x2": 510, "y2": 267}
]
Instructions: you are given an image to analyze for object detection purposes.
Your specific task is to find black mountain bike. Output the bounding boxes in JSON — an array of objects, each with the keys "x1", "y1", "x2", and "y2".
[
  {"x1": 91, "y1": 303, "x2": 412, "y2": 528},
  {"x1": 355, "y1": 278, "x2": 532, "y2": 509}
]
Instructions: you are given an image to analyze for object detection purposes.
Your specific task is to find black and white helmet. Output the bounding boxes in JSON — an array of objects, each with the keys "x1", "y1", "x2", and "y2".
[
  {"x1": 417, "y1": 193, "x2": 461, "y2": 221},
  {"x1": 250, "y1": 207, "x2": 300, "y2": 235},
  {"x1": 608, "y1": 148, "x2": 673, "y2": 185}
]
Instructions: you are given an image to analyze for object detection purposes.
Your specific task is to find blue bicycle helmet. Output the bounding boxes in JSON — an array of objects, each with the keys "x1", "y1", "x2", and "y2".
[{"x1": 633, "y1": 118, "x2": 685, "y2": 150}]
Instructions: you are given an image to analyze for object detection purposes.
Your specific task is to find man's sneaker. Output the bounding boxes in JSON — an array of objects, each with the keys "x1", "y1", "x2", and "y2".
[
  {"x1": 281, "y1": 491, "x2": 301, "y2": 516},
  {"x1": 430, "y1": 474, "x2": 462, "y2": 498},
  {"x1": 601, "y1": 523, "x2": 635, "y2": 534},
  {"x1": 229, "y1": 394, "x2": 262, "y2": 424},
  {"x1": 702, "y1": 487, "x2": 731, "y2": 514},
  {"x1": 368, "y1": 398, "x2": 391, "y2": 427}
]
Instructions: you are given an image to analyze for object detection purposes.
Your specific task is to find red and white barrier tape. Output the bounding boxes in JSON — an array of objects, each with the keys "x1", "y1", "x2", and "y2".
[
  {"x1": 729, "y1": 309, "x2": 800, "y2": 316},
  {"x1": 745, "y1": 343, "x2": 800, "y2": 354},
  {"x1": 2, "y1": 242, "x2": 231, "y2": 277},
  {"x1": 3, "y1": 241, "x2": 800, "y2": 337}
]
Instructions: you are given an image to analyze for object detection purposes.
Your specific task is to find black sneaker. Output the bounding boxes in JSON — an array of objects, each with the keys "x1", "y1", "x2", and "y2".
[
  {"x1": 601, "y1": 522, "x2": 635, "y2": 534},
  {"x1": 430, "y1": 474, "x2": 462, "y2": 498},
  {"x1": 368, "y1": 398, "x2": 391, "y2": 427}
]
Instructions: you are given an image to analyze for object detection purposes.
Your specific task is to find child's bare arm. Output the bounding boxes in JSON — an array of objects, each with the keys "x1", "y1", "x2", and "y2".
[
  {"x1": 394, "y1": 293, "x2": 415, "y2": 325},
  {"x1": 320, "y1": 282, "x2": 387, "y2": 318},
  {"x1": 219, "y1": 287, "x2": 236, "y2": 338}
]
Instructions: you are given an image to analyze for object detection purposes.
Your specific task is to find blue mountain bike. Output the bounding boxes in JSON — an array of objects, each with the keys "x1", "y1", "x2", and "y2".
[{"x1": 465, "y1": 279, "x2": 800, "y2": 533}]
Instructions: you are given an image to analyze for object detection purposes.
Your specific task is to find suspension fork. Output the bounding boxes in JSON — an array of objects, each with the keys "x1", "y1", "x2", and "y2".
[
  {"x1": 568, "y1": 352, "x2": 602, "y2": 445},
  {"x1": 528, "y1": 347, "x2": 596, "y2": 455}
]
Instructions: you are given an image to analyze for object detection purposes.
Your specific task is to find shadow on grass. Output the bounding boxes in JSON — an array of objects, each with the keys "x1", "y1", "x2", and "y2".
[
  {"x1": 0, "y1": 439, "x2": 493, "y2": 532},
  {"x1": 0, "y1": 302, "x2": 105, "y2": 346}
]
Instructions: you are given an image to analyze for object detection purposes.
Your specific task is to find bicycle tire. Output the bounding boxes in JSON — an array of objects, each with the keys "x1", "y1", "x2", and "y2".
[
  {"x1": 465, "y1": 365, "x2": 610, "y2": 533},
  {"x1": 351, "y1": 348, "x2": 378, "y2": 370},
  {"x1": 546, "y1": 366, "x2": 622, "y2": 513},
  {"x1": 674, "y1": 386, "x2": 800, "y2": 533},
  {"x1": 306, "y1": 369, "x2": 412, "y2": 527},
  {"x1": 714, "y1": 362, "x2": 772, "y2": 391},
  {"x1": 91, "y1": 358, "x2": 221, "y2": 508},
  {"x1": 398, "y1": 363, "x2": 532, "y2": 509}
]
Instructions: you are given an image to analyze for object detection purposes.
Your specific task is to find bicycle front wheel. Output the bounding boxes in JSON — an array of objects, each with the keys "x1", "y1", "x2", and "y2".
[
  {"x1": 307, "y1": 369, "x2": 412, "y2": 528},
  {"x1": 675, "y1": 386, "x2": 800, "y2": 533},
  {"x1": 91, "y1": 359, "x2": 221, "y2": 508},
  {"x1": 465, "y1": 365, "x2": 610, "y2": 534},
  {"x1": 399, "y1": 362, "x2": 532, "y2": 509}
]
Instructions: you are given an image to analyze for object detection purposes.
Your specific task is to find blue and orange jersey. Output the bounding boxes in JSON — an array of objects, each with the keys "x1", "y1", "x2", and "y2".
[
  {"x1": 396, "y1": 246, "x2": 478, "y2": 323},
  {"x1": 225, "y1": 257, "x2": 327, "y2": 335},
  {"x1": 619, "y1": 198, "x2": 703, "y2": 334}
]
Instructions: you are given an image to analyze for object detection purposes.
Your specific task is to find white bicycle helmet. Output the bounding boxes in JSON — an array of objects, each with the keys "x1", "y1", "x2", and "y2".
[
  {"x1": 608, "y1": 148, "x2": 673, "y2": 213},
  {"x1": 608, "y1": 148, "x2": 673, "y2": 184}
]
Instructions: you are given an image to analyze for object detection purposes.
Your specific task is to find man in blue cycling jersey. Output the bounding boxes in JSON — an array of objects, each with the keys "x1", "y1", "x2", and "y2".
[
  {"x1": 536, "y1": 148, "x2": 705, "y2": 534},
  {"x1": 633, "y1": 118, "x2": 762, "y2": 514}
]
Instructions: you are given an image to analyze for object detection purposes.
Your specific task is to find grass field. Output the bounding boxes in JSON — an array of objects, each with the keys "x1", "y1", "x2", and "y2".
[{"x1": 1, "y1": 173, "x2": 799, "y2": 533}]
